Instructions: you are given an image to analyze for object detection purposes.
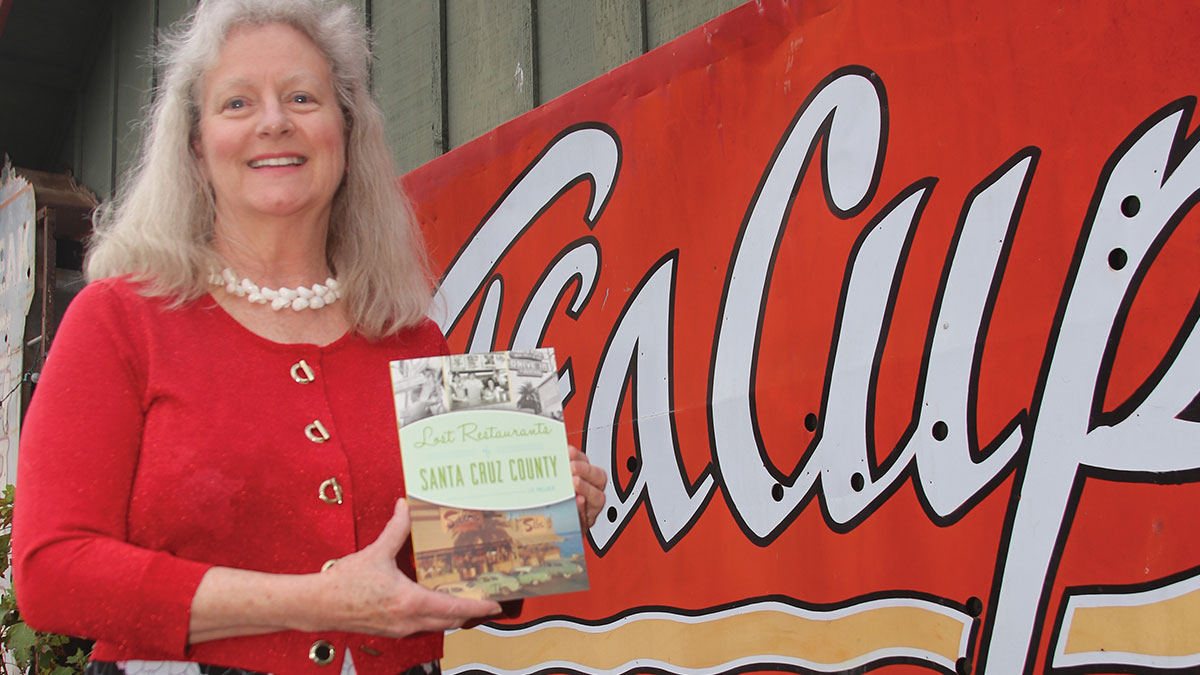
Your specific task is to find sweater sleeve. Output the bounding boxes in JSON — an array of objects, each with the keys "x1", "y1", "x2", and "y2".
[{"x1": 13, "y1": 281, "x2": 212, "y2": 657}]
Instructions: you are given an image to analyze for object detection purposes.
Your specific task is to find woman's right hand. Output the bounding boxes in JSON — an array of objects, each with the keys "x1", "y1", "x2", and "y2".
[{"x1": 317, "y1": 499, "x2": 502, "y2": 637}]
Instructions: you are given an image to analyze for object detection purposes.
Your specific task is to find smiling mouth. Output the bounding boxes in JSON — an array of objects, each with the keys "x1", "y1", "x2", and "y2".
[{"x1": 248, "y1": 156, "x2": 306, "y2": 168}]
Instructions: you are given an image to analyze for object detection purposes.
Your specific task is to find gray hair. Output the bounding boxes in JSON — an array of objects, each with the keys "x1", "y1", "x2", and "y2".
[{"x1": 85, "y1": 0, "x2": 435, "y2": 339}]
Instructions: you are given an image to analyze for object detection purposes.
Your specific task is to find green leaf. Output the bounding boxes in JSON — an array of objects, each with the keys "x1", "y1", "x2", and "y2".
[
  {"x1": 6, "y1": 620, "x2": 36, "y2": 665},
  {"x1": 45, "y1": 632, "x2": 69, "y2": 647}
]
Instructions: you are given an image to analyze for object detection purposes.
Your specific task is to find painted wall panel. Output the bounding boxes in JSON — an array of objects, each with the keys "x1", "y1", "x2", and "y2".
[
  {"x1": 537, "y1": 0, "x2": 644, "y2": 103},
  {"x1": 445, "y1": 0, "x2": 536, "y2": 149},
  {"x1": 63, "y1": 0, "x2": 731, "y2": 194},
  {"x1": 113, "y1": 0, "x2": 156, "y2": 186},
  {"x1": 372, "y1": 0, "x2": 446, "y2": 174},
  {"x1": 645, "y1": 0, "x2": 743, "y2": 49},
  {"x1": 78, "y1": 31, "x2": 115, "y2": 199}
]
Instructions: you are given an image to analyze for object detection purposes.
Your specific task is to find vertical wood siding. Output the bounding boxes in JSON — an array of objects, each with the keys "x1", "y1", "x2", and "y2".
[
  {"x1": 68, "y1": 0, "x2": 744, "y2": 194},
  {"x1": 112, "y1": 0, "x2": 156, "y2": 185}
]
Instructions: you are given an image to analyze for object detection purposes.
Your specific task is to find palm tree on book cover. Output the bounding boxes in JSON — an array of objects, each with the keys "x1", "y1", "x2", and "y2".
[
  {"x1": 453, "y1": 510, "x2": 514, "y2": 572},
  {"x1": 517, "y1": 382, "x2": 542, "y2": 414}
]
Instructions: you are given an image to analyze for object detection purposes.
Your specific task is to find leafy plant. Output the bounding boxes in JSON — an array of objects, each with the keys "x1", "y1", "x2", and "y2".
[
  {"x1": 516, "y1": 382, "x2": 542, "y2": 413},
  {"x1": 0, "y1": 484, "x2": 89, "y2": 674}
]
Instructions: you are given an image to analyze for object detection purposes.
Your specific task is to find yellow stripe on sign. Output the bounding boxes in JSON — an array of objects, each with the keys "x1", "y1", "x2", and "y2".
[
  {"x1": 1065, "y1": 587, "x2": 1200, "y2": 658},
  {"x1": 1055, "y1": 571, "x2": 1200, "y2": 669},
  {"x1": 444, "y1": 599, "x2": 973, "y2": 673}
]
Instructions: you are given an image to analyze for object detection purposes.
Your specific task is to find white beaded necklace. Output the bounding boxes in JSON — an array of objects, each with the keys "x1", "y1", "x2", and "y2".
[{"x1": 210, "y1": 268, "x2": 341, "y2": 311}]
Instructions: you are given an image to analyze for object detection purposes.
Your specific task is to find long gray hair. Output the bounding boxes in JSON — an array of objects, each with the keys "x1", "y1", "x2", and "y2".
[{"x1": 85, "y1": 0, "x2": 435, "y2": 339}]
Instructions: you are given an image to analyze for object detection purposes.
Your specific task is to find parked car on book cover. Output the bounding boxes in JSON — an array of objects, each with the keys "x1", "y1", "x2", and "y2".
[
  {"x1": 435, "y1": 581, "x2": 488, "y2": 600},
  {"x1": 538, "y1": 558, "x2": 584, "y2": 579},
  {"x1": 513, "y1": 565, "x2": 552, "y2": 586},
  {"x1": 474, "y1": 572, "x2": 521, "y2": 596}
]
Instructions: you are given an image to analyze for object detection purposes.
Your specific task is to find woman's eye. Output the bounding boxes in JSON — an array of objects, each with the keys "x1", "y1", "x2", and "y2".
[
  {"x1": 224, "y1": 98, "x2": 246, "y2": 110},
  {"x1": 292, "y1": 93, "x2": 312, "y2": 104}
]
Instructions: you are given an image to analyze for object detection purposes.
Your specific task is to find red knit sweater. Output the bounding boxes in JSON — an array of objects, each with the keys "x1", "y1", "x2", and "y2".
[{"x1": 14, "y1": 278, "x2": 446, "y2": 674}]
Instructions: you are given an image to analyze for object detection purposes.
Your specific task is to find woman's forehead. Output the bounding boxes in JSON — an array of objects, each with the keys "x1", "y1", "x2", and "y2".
[{"x1": 201, "y1": 23, "x2": 333, "y2": 93}]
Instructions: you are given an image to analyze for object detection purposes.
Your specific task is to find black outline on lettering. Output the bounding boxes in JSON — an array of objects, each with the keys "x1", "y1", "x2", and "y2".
[
  {"x1": 976, "y1": 97, "x2": 1200, "y2": 675},
  {"x1": 464, "y1": 275, "x2": 504, "y2": 352},
  {"x1": 509, "y1": 236, "x2": 603, "y2": 350},
  {"x1": 707, "y1": 65, "x2": 888, "y2": 546},
  {"x1": 897, "y1": 148, "x2": 1040, "y2": 525},
  {"x1": 441, "y1": 123, "x2": 622, "y2": 336},
  {"x1": 583, "y1": 251, "x2": 716, "y2": 555},
  {"x1": 1090, "y1": 108, "x2": 1200, "y2": 430},
  {"x1": 508, "y1": 236, "x2": 603, "y2": 410}
]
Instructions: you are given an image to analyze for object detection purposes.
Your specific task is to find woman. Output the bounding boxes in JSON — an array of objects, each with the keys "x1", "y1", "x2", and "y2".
[
  {"x1": 481, "y1": 378, "x2": 501, "y2": 404},
  {"x1": 12, "y1": 1, "x2": 607, "y2": 674}
]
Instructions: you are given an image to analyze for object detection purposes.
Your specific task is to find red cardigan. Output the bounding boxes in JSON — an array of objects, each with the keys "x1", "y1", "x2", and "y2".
[{"x1": 14, "y1": 278, "x2": 446, "y2": 674}]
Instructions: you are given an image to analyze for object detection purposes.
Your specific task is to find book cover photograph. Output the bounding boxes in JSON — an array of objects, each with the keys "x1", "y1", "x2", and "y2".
[{"x1": 390, "y1": 348, "x2": 589, "y2": 601}]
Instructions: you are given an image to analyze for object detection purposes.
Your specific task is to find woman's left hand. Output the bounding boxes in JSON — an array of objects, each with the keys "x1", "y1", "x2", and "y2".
[{"x1": 570, "y1": 445, "x2": 607, "y2": 528}]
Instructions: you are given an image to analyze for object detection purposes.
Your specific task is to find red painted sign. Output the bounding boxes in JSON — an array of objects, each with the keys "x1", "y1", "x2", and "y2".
[{"x1": 403, "y1": 1, "x2": 1200, "y2": 672}]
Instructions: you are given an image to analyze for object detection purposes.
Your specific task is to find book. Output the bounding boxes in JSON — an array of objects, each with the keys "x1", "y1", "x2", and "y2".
[{"x1": 390, "y1": 348, "x2": 590, "y2": 601}]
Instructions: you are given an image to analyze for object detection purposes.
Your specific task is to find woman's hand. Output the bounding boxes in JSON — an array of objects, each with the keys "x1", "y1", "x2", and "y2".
[
  {"x1": 318, "y1": 499, "x2": 501, "y2": 637},
  {"x1": 188, "y1": 499, "x2": 501, "y2": 644},
  {"x1": 569, "y1": 445, "x2": 607, "y2": 528}
]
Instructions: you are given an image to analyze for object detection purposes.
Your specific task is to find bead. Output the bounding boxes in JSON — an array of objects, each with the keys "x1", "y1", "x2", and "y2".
[{"x1": 210, "y1": 268, "x2": 341, "y2": 312}]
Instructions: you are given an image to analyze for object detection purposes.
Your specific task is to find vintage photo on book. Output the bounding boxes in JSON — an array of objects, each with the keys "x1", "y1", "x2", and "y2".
[{"x1": 390, "y1": 348, "x2": 589, "y2": 601}]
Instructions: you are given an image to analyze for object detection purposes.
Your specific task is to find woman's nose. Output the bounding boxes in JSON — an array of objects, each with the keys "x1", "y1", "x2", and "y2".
[{"x1": 256, "y1": 100, "x2": 294, "y2": 137}]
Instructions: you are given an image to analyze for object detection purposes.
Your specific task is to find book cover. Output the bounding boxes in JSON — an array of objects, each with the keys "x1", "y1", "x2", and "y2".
[{"x1": 390, "y1": 348, "x2": 589, "y2": 601}]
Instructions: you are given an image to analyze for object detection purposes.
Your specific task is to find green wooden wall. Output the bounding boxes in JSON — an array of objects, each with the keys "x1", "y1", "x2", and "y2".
[{"x1": 64, "y1": 0, "x2": 743, "y2": 199}]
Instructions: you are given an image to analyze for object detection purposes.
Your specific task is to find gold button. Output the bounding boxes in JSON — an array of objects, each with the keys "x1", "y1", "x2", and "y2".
[
  {"x1": 309, "y1": 639, "x2": 335, "y2": 666},
  {"x1": 319, "y1": 478, "x2": 343, "y2": 505},
  {"x1": 321, "y1": 558, "x2": 338, "y2": 572},
  {"x1": 291, "y1": 359, "x2": 316, "y2": 384},
  {"x1": 305, "y1": 420, "x2": 331, "y2": 443}
]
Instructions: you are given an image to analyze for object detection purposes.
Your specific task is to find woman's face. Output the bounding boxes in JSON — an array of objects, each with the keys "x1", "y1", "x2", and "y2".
[{"x1": 193, "y1": 23, "x2": 346, "y2": 227}]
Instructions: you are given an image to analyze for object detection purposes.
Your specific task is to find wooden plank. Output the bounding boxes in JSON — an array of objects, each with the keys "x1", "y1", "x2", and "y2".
[
  {"x1": 78, "y1": 29, "x2": 116, "y2": 199},
  {"x1": 445, "y1": 0, "x2": 535, "y2": 149},
  {"x1": 113, "y1": 0, "x2": 156, "y2": 188},
  {"x1": 645, "y1": 0, "x2": 743, "y2": 50},
  {"x1": 372, "y1": 0, "x2": 446, "y2": 173},
  {"x1": 537, "y1": 0, "x2": 644, "y2": 103}
]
